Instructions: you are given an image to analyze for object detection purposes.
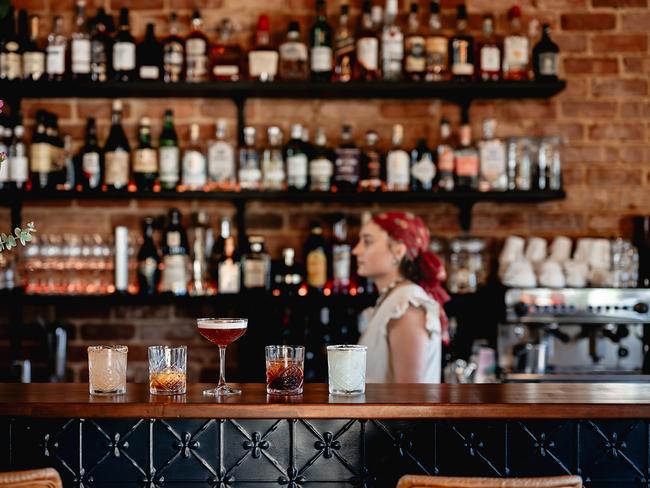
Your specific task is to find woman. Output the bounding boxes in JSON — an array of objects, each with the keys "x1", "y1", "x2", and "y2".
[{"x1": 354, "y1": 211, "x2": 449, "y2": 383}]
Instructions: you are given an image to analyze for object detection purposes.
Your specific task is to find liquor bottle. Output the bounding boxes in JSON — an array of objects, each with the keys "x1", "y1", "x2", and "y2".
[
  {"x1": 190, "y1": 211, "x2": 210, "y2": 296},
  {"x1": 137, "y1": 217, "x2": 161, "y2": 295},
  {"x1": 9, "y1": 116, "x2": 28, "y2": 190},
  {"x1": 0, "y1": 121, "x2": 10, "y2": 190},
  {"x1": 70, "y1": 1, "x2": 91, "y2": 80},
  {"x1": 185, "y1": 10, "x2": 209, "y2": 82},
  {"x1": 46, "y1": 16, "x2": 66, "y2": 81},
  {"x1": 272, "y1": 248, "x2": 303, "y2": 296},
  {"x1": 208, "y1": 119, "x2": 236, "y2": 190},
  {"x1": 533, "y1": 24, "x2": 559, "y2": 81},
  {"x1": 381, "y1": 0, "x2": 403, "y2": 81},
  {"x1": 78, "y1": 117, "x2": 103, "y2": 191},
  {"x1": 137, "y1": 23, "x2": 162, "y2": 81},
  {"x1": 163, "y1": 12, "x2": 184, "y2": 83},
  {"x1": 478, "y1": 14, "x2": 500, "y2": 81},
  {"x1": 62, "y1": 134, "x2": 76, "y2": 190},
  {"x1": 425, "y1": 0, "x2": 447, "y2": 81},
  {"x1": 333, "y1": 3, "x2": 354, "y2": 83},
  {"x1": 158, "y1": 109, "x2": 179, "y2": 191},
  {"x1": 310, "y1": 0, "x2": 333, "y2": 82},
  {"x1": 0, "y1": 7, "x2": 22, "y2": 80},
  {"x1": 285, "y1": 124, "x2": 309, "y2": 191},
  {"x1": 210, "y1": 19, "x2": 242, "y2": 81},
  {"x1": 404, "y1": 2, "x2": 426, "y2": 81},
  {"x1": 262, "y1": 126, "x2": 286, "y2": 191},
  {"x1": 304, "y1": 221, "x2": 329, "y2": 293},
  {"x1": 211, "y1": 217, "x2": 241, "y2": 294},
  {"x1": 502, "y1": 5, "x2": 529, "y2": 81},
  {"x1": 410, "y1": 138, "x2": 436, "y2": 191},
  {"x1": 49, "y1": 115, "x2": 66, "y2": 189},
  {"x1": 334, "y1": 124, "x2": 360, "y2": 192},
  {"x1": 437, "y1": 117, "x2": 455, "y2": 191},
  {"x1": 112, "y1": 8, "x2": 136, "y2": 82},
  {"x1": 29, "y1": 111, "x2": 51, "y2": 190},
  {"x1": 309, "y1": 128, "x2": 334, "y2": 192},
  {"x1": 478, "y1": 118, "x2": 507, "y2": 192},
  {"x1": 359, "y1": 130, "x2": 384, "y2": 191},
  {"x1": 104, "y1": 100, "x2": 130, "y2": 191},
  {"x1": 239, "y1": 126, "x2": 262, "y2": 190},
  {"x1": 386, "y1": 124, "x2": 410, "y2": 191},
  {"x1": 279, "y1": 21, "x2": 309, "y2": 81},
  {"x1": 332, "y1": 215, "x2": 352, "y2": 295},
  {"x1": 22, "y1": 14, "x2": 45, "y2": 81},
  {"x1": 161, "y1": 208, "x2": 190, "y2": 295},
  {"x1": 355, "y1": 0, "x2": 379, "y2": 81},
  {"x1": 90, "y1": 8, "x2": 112, "y2": 82},
  {"x1": 182, "y1": 123, "x2": 207, "y2": 190},
  {"x1": 454, "y1": 120, "x2": 479, "y2": 190},
  {"x1": 449, "y1": 4, "x2": 474, "y2": 80},
  {"x1": 134, "y1": 117, "x2": 158, "y2": 191},
  {"x1": 242, "y1": 236, "x2": 271, "y2": 290},
  {"x1": 248, "y1": 15, "x2": 278, "y2": 82}
]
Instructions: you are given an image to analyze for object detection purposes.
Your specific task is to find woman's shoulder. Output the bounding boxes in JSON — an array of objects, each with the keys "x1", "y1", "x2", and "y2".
[{"x1": 384, "y1": 282, "x2": 439, "y2": 316}]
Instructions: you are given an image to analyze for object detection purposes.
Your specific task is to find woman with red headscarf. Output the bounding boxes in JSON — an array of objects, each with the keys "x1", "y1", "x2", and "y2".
[{"x1": 353, "y1": 211, "x2": 449, "y2": 383}]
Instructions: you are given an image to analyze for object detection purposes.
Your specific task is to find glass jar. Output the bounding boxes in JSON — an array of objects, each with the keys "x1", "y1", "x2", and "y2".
[{"x1": 447, "y1": 237, "x2": 488, "y2": 294}]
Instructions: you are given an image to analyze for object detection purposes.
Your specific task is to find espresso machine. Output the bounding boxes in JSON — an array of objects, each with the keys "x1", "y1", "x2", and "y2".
[{"x1": 499, "y1": 288, "x2": 650, "y2": 382}]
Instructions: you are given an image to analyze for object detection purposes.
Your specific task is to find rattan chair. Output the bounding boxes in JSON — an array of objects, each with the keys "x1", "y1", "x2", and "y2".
[
  {"x1": 397, "y1": 475, "x2": 583, "y2": 488},
  {"x1": 0, "y1": 468, "x2": 62, "y2": 488}
]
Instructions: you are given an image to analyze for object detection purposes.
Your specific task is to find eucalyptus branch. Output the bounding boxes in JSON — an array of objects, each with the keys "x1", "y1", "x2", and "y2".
[{"x1": 0, "y1": 222, "x2": 37, "y2": 252}]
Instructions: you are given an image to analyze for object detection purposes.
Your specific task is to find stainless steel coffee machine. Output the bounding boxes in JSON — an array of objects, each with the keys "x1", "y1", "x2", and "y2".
[{"x1": 499, "y1": 288, "x2": 650, "y2": 382}]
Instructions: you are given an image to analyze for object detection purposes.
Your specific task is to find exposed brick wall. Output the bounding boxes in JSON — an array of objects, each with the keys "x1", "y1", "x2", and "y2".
[{"x1": 5, "y1": 0, "x2": 650, "y2": 382}]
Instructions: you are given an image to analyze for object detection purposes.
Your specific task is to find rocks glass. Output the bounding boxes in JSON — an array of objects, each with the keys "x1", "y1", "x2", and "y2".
[
  {"x1": 265, "y1": 345, "x2": 304, "y2": 395},
  {"x1": 148, "y1": 345, "x2": 187, "y2": 395},
  {"x1": 327, "y1": 345, "x2": 367, "y2": 395},
  {"x1": 87, "y1": 345, "x2": 128, "y2": 395}
]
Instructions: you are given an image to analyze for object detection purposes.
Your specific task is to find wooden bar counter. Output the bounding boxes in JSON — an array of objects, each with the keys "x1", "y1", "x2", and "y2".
[{"x1": 2, "y1": 383, "x2": 649, "y2": 486}]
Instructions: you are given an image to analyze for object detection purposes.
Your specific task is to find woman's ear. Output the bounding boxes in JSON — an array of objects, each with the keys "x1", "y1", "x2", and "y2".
[{"x1": 391, "y1": 241, "x2": 408, "y2": 262}]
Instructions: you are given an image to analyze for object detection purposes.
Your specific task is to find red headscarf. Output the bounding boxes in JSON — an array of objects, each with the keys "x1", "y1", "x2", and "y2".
[{"x1": 371, "y1": 211, "x2": 451, "y2": 345}]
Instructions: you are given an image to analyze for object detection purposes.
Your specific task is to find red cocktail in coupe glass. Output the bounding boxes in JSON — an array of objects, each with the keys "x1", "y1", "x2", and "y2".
[{"x1": 197, "y1": 318, "x2": 248, "y2": 396}]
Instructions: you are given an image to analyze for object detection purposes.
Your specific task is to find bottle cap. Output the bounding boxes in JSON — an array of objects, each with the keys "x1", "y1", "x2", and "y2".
[
  {"x1": 257, "y1": 14, "x2": 270, "y2": 31},
  {"x1": 288, "y1": 20, "x2": 300, "y2": 32},
  {"x1": 508, "y1": 5, "x2": 522, "y2": 19}
]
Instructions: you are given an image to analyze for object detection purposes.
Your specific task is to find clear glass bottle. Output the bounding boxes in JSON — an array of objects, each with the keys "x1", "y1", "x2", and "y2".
[
  {"x1": 410, "y1": 138, "x2": 436, "y2": 191},
  {"x1": 437, "y1": 117, "x2": 455, "y2": 191},
  {"x1": 278, "y1": 21, "x2": 309, "y2": 81},
  {"x1": 478, "y1": 118, "x2": 507, "y2": 192},
  {"x1": 9, "y1": 116, "x2": 28, "y2": 190},
  {"x1": 242, "y1": 236, "x2": 271, "y2": 290},
  {"x1": 163, "y1": 12, "x2": 184, "y2": 83},
  {"x1": 355, "y1": 0, "x2": 380, "y2": 81},
  {"x1": 454, "y1": 121, "x2": 479, "y2": 190},
  {"x1": 502, "y1": 5, "x2": 529, "y2": 80},
  {"x1": 208, "y1": 119, "x2": 236, "y2": 190},
  {"x1": 181, "y1": 123, "x2": 207, "y2": 190},
  {"x1": 332, "y1": 215, "x2": 352, "y2": 295},
  {"x1": 285, "y1": 124, "x2": 309, "y2": 191},
  {"x1": 248, "y1": 14, "x2": 278, "y2": 82},
  {"x1": 386, "y1": 124, "x2": 410, "y2": 191},
  {"x1": 211, "y1": 217, "x2": 241, "y2": 294},
  {"x1": 333, "y1": 3, "x2": 355, "y2": 82},
  {"x1": 239, "y1": 126, "x2": 262, "y2": 190},
  {"x1": 478, "y1": 14, "x2": 501, "y2": 81},
  {"x1": 425, "y1": 0, "x2": 447, "y2": 81},
  {"x1": 334, "y1": 124, "x2": 360, "y2": 192},
  {"x1": 381, "y1": 0, "x2": 403, "y2": 81},
  {"x1": 404, "y1": 1, "x2": 426, "y2": 81},
  {"x1": 309, "y1": 128, "x2": 334, "y2": 192},
  {"x1": 70, "y1": 1, "x2": 91, "y2": 80},
  {"x1": 185, "y1": 10, "x2": 209, "y2": 82},
  {"x1": 161, "y1": 208, "x2": 190, "y2": 295},
  {"x1": 262, "y1": 126, "x2": 286, "y2": 191},
  {"x1": 46, "y1": 15, "x2": 66, "y2": 81},
  {"x1": 210, "y1": 19, "x2": 242, "y2": 81},
  {"x1": 190, "y1": 211, "x2": 210, "y2": 296}
]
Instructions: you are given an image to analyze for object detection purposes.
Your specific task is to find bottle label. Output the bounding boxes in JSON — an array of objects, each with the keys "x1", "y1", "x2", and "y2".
[
  {"x1": 105, "y1": 150, "x2": 130, "y2": 186},
  {"x1": 480, "y1": 46, "x2": 501, "y2": 72},
  {"x1": 244, "y1": 260, "x2": 267, "y2": 288},
  {"x1": 167, "y1": 231, "x2": 180, "y2": 248},
  {"x1": 333, "y1": 244, "x2": 351, "y2": 282},
  {"x1": 279, "y1": 42, "x2": 308, "y2": 61},
  {"x1": 30, "y1": 143, "x2": 51, "y2": 173},
  {"x1": 46, "y1": 45, "x2": 66, "y2": 74},
  {"x1": 208, "y1": 141, "x2": 235, "y2": 183},
  {"x1": 0, "y1": 148, "x2": 9, "y2": 182},
  {"x1": 437, "y1": 145, "x2": 455, "y2": 172},
  {"x1": 82, "y1": 152, "x2": 100, "y2": 175},
  {"x1": 182, "y1": 150, "x2": 207, "y2": 187},
  {"x1": 113, "y1": 42, "x2": 136, "y2": 70},
  {"x1": 139, "y1": 65, "x2": 159, "y2": 79},
  {"x1": 218, "y1": 260, "x2": 240, "y2": 293},
  {"x1": 239, "y1": 167, "x2": 261, "y2": 189},
  {"x1": 91, "y1": 40, "x2": 108, "y2": 80},
  {"x1": 309, "y1": 158, "x2": 333, "y2": 190},
  {"x1": 139, "y1": 257, "x2": 159, "y2": 291},
  {"x1": 249, "y1": 51, "x2": 279, "y2": 79},
  {"x1": 382, "y1": 32, "x2": 404, "y2": 75},
  {"x1": 387, "y1": 150, "x2": 410, "y2": 187},
  {"x1": 287, "y1": 154, "x2": 308, "y2": 189},
  {"x1": 161, "y1": 254, "x2": 188, "y2": 293},
  {"x1": 4, "y1": 48, "x2": 22, "y2": 79},
  {"x1": 311, "y1": 46, "x2": 333, "y2": 72},
  {"x1": 71, "y1": 38, "x2": 91, "y2": 74},
  {"x1": 159, "y1": 146, "x2": 180, "y2": 184},
  {"x1": 411, "y1": 154, "x2": 436, "y2": 185},
  {"x1": 164, "y1": 43, "x2": 183, "y2": 81},
  {"x1": 539, "y1": 52, "x2": 558, "y2": 76},
  {"x1": 134, "y1": 148, "x2": 158, "y2": 173},
  {"x1": 357, "y1": 37, "x2": 378, "y2": 70},
  {"x1": 426, "y1": 36, "x2": 447, "y2": 60},
  {"x1": 307, "y1": 249, "x2": 327, "y2": 288},
  {"x1": 504, "y1": 36, "x2": 529, "y2": 70},
  {"x1": 479, "y1": 140, "x2": 506, "y2": 181},
  {"x1": 9, "y1": 155, "x2": 28, "y2": 183},
  {"x1": 451, "y1": 39, "x2": 474, "y2": 75},
  {"x1": 263, "y1": 152, "x2": 286, "y2": 189},
  {"x1": 456, "y1": 154, "x2": 480, "y2": 177},
  {"x1": 334, "y1": 148, "x2": 360, "y2": 185},
  {"x1": 405, "y1": 36, "x2": 426, "y2": 73},
  {"x1": 23, "y1": 52, "x2": 45, "y2": 80},
  {"x1": 186, "y1": 38, "x2": 207, "y2": 79},
  {"x1": 212, "y1": 65, "x2": 239, "y2": 77}
]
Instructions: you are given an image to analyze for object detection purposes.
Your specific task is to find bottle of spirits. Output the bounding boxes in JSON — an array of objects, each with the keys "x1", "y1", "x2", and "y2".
[
  {"x1": 449, "y1": 4, "x2": 474, "y2": 80},
  {"x1": 355, "y1": 0, "x2": 380, "y2": 81},
  {"x1": 0, "y1": 7, "x2": 22, "y2": 80},
  {"x1": 309, "y1": 128, "x2": 334, "y2": 191},
  {"x1": 185, "y1": 10, "x2": 209, "y2": 82},
  {"x1": 62, "y1": 135, "x2": 76, "y2": 190},
  {"x1": 29, "y1": 110, "x2": 52, "y2": 190},
  {"x1": 248, "y1": 14, "x2": 278, "y2": 82},
  {"x1": 502, "y1": 5, "x2": 529, "y2": 80},
  {"x1": 334, "y1": 124, "x2": 360, "y2": 192},
  {"x1": 425, "y1": 0, "x2": 447, "y2": 81},
  {"x1": 533, "y1": 23, "x2": 559, "y2": 81},
  {"x1": 210, "y1": 19, "x2": 242, "y2": 81},
  {"x1": 208, "y1": 119, "x2": 236, "y2": 190},
  {"x1": 239, "y1": 126, "x2": 262, "y2": 190},
  {"x1": 304, "y1": 221, "x2": 329, "y2": 293},
  {"x1": 22, "y1": 13, "x2": 45, "y2": 81},
  {"x1": 190, "y1": 211, "x2": 210, "y2": 296},
  {"x1": 46, "y1": 16, "x2": 66, "y2": 81},
  {"x1": 381, "y1": 0, "x2": 403, "y2": 81},
  {"x1": 78, "y1": 117, "x2": 103, "y2": 191},
  {"x1": 112, "y1": 8, "x2": 136, "y2": 81},
  {"x1": 478, "y1": 118, "x2": 507, "y2": 192},
  {"x1": 137, "y1": 217, "x2": 161, "y2": 295},
  {"x1": 404, "y1": 1, "x2": 426, "y2": 81},
  {"x1": 333, "y1": 3, "x2": 354, "y2": 82},
  {"x1": 104, "y1": 100, "x2": 130, "y2": 191},
  {"x1": 70, "y1": 0, "x2": 91, "y2": 80},
  {"x1": 210, "y1": 217, "x2": 240, "y2": 294},
  {"x1": 163, "y1": 12, "x2": 184, "y2": 83},
  {"x1": 285, "y1": 124, "x2": 309, "y2": 191},
  {"x1": 90, "y1": 8, "x2": 112, "y2": 82},
  {"x1": 278, "y1": 21, "x2": 309, "y2": 81},
  {"x1": 138, "y1": 23, "x2": 162, "y2": 81},
  {"x1": 272, "y1": 248, "x2": 303, "y2": 296},
  {"x1": 49, "y1": 115, "x2": 67, "y2": 189},
  {"x1": 161, "y1": 208, "x2": 190, "y2": 295},
  {"x1": 454, "y1": 120, "x2": 479, "y2": 190},
  {"x1": 182, "y1": 123, "x2": 207, "y2": 190},
  {"x1": 359, "y1": 130, "x2": 384, "y2": 191},
  {"x1": 437, "y1": 117, "x2": 455, "y2": 191},
  {"x1": 158, "y1": 109, "x2": 179, "y2": 191},
  {"x1": 410, "y1": 138, "x2": 436, "y2": 191},
  {"x1": 310, "y1": 0, "x2": 333, "y2": 82},
  {"x1": 0, "y1": 121, "x2": 10, "y2": 190},
  {"x1": 134, "y1": 117, "x2": 158, "y2": 191},
  {"x1": 332, "y1": 215, "x2": 352, "y2": 295},
  {"x1": 386, "y1": 124, "x2": 410, "y2": 191},
  {"x1": 478, "y1": 14, "x2": 500, "y2": 81},
  {"x1": 9, "y1": 115, "x2": 28, "y2": 190},
  {"x1": 242, "y1": 236, "x2": 271, "y2": 290},
  {"x1": 261, "y1": 126, "x2": 286, "y2": 191}
]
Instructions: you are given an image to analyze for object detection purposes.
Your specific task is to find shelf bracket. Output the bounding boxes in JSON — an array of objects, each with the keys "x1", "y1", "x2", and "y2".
[
  {"x1": 457, "y1": 202, "x2": 475, "y2": 233},
  {"x1": 234, "y1": 96, "x2": 247, "y2": 146}
]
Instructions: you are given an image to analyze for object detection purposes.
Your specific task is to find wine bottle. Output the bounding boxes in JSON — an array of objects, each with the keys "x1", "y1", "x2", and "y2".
[
  {"x1": 70, "y1": 0, "x2": 91, "y2": 80},
  {"x1": 46, "y1": 16, "x2": 66, "y2": 81},
  {"x1": 29, "y1": 110, "x2": 52, "y2": 190},
  {"x1": 22, "y1": 14, "x2": 45, "y2": 81},
  {"x1": 310, "y1": 0, "x2": 333, "y2": 81},
  {"x1": 104, "y1": 100, "x2": 130, "y2": 191},
  {"x1": 78, "y1": 117, "x2": 103, "y2": 191},
  {"x1": 161, "y1": 208, "x2": 190, "y2": 295},
  {"x1": 304, "y1": 221, "x2": 329, "y2": 293},
  {"x1": 0, "y1": 7, "x2": 22, "y2": 80},
  {"x1": 9, "y1": 115, "x2": 29, "y2": 190},
  {"x1": 0, "y1": 121, "x2": 10, "y2": 190},
  {"x1": 332, "y1": 215, "x2": 352, "y2": 295},
  {"x1": 210, "y1": 217, "x2": 241, "y2": 294},
  {"x1": 134, "y1": 117, "x2": 158, "y2": 191},
  {"x1": 137, "y1": 23, "x2": 162, "y2": 81},
  {"x1": 90, "y1": 7, "x2": 112, "y2": 82},
  {"x1": 112, "y1": 8, "x2": 136, "y2": 81},
  {"x1": 185, "y1": 10, "x2": 209, "y2": 82},
  {"x1": 285, "y1": 124, "x2": 309, "y2": 191},
  {"x1": 158, "y1": 109, "x2": 180, "y2": 191},
  {"x1": 137, "y1": 216, "x2": 161, "y2": 295}
]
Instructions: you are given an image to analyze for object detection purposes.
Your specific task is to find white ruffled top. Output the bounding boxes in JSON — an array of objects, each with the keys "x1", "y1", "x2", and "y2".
[{"x1": 358, "y1": 282, "x2": 442, "y2": 383}]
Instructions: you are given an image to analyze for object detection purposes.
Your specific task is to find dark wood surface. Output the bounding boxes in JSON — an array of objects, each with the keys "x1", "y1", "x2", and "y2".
[{"x1": 1, "y1": 383, "x2": 650, "y2": 419}]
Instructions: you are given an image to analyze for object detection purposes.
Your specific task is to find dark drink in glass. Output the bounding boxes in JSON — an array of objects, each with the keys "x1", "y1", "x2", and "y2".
[{"x1": 265, "y1": 345, "x2": 305, "y2": 395}]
